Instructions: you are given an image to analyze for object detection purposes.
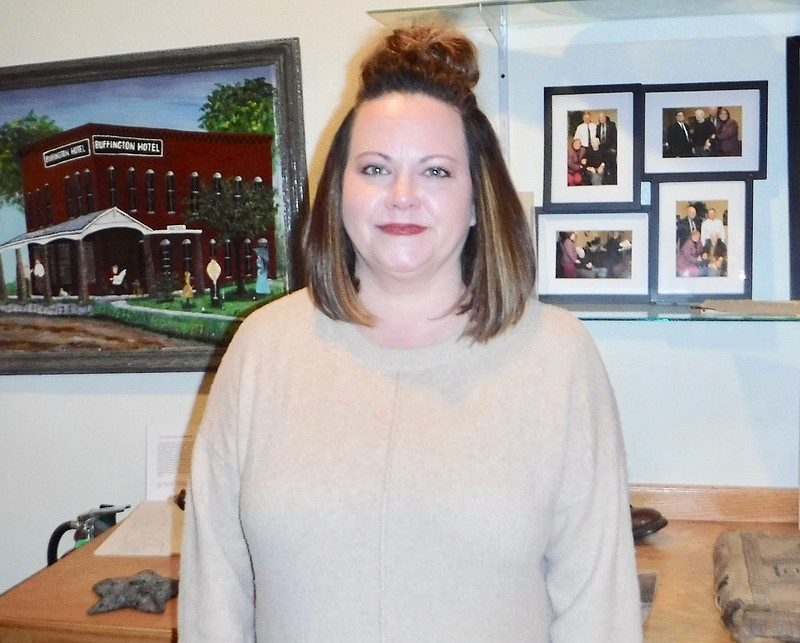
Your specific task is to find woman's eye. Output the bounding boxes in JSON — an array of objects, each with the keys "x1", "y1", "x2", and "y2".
[
  {"x1": 361, "y1": 164, "x2": 387, "y2": 176},
  {"x1": 425, "y1": 166, "x2": 451, "y2": 178}
]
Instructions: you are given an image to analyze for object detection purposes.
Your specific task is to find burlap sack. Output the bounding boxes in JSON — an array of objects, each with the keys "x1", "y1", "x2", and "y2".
[{"x1": 713, "y1": 530, "x2": 800, "y2": 642}]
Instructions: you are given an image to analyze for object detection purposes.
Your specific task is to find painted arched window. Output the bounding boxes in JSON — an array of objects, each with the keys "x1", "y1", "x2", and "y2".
[
  {"x1": 84, "y1": 169, "x2": 94, "y2": 212},
  {"x1": 160, "y1": 239, "x2": 172, "y2": 273},
  {"x1": 224, "y1": 239, "x2": 233, "y2": 278},
  {"x1": 107, "y1": 166, "x2": 117, "y2": 207},
  {"x1": 190, "y1": 172, "x2": 200, "y2": 215},
  {"x1": 127, "y1": 168, "x2": 137, "y2": 213},
  {"x1": 182, "y1": 238, "x2": 192, "y2": 275},
  {"x1": 244, "y1": 238, "x2": 253, "y2": 276},
  {"x1": 64, "y1": 175, "x2": 74, "y2": 219},
  {"x1": 166, "y1": 171, "x2": 176, "y2": 214},
  {"x1": 146, "y1": 170, "x2": 156, "y2": 213},
  {"x1": 74, "y1": 172, "x2": 84, "y2": 216}
]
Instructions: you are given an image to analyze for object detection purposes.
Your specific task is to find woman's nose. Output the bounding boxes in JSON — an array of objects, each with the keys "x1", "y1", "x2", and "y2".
[{"x1": 388, "y1": 173, "x2": 420, "y2": 209}]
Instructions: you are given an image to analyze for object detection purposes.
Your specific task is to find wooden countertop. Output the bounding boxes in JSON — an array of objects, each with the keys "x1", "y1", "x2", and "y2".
[
  {"x1": 1, "y1": 485, "x2": 797, "y2": 642},
  {"x1": 0, "y1": 528, "x2": 178, "y2": 642},
  {"x1": 632, "y1": 484, "x2": 800, "y2": 642},
  {"x1": 637, "y1": 519, "x2": 798, "y2": 642}
]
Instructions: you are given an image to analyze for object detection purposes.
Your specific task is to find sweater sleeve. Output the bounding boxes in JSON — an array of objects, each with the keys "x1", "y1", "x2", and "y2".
[
  {"x1": 544, "y1": 330, "x2": 643, "y2": 643},
  {"x1": 179, "y1": 331, "x2": 257, "y2": 642}
]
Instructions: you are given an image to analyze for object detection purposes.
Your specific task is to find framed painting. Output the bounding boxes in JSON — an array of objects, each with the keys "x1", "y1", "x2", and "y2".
[
  {"x1": 651, "y1": 179, "x2": 752, "y2": 303},
  {"x1": 543, "y1": 84, "x2": 643, "y2": 212},
  {"x1": 0, "y1": 39, "x2": 308, "y2": 375},
  {"x1": 643, "y1": 81, "x2": 767, "y2": 179},
  {"x1": 788, "y1": 36, "x2": 800, "y2": 300},
  {"x1": 535, "y1": 211, "x2": 650, "y2": 302}
]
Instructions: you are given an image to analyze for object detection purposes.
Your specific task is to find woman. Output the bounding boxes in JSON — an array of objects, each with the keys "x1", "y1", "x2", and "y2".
[
  {"x1": 715, "y1": 107, "x2": 741, "y2": 156},
  {"x1": 559, "y1": 231, "x2": 581, "y2": 278},
  {"x1": 676, "y1": 229, "x2": 708, "y2": 277},
  {"x1": 566, "y1": 136, "x2": 586, "y2": 186},
  {"x1": 180, "y1": 26, "x2": 641, "y2": 642}
]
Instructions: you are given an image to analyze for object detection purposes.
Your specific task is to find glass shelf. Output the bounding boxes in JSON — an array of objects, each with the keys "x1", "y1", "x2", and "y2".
[
  {"x1": 557, "y1": 301, "x2": 800, "y2": 322},
  {"x1": 368, "y1": 0, "x2": 800, "y2": 30}
]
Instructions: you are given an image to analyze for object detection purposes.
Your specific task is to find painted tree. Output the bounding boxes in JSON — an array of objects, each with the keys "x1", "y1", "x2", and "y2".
[
  {"x1": 184, "y1": 176, "x2": 277, "y2": 296},
  {"x1": 198, "y1": 77, "x2": 275, "y2": 136},
  {"x1": 0, "y1": 111, "x2": 62, "y2": 208},
  {"x1": 195, "y1": 76, "x2": 282, "y2": 289}
]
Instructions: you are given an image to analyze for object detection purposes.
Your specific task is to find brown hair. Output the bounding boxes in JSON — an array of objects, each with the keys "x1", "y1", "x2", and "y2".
[{"x1": 302, "y1": 26, "x2": 536, "y2": 342}]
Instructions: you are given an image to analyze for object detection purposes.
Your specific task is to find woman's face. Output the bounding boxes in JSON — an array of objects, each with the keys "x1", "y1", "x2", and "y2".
[
  {"x1": 720, "y1": 109, "x2": 729, "y2": 120},
  {"x1": 342, "y1": 92, "x2": 474, "y2": 287}
]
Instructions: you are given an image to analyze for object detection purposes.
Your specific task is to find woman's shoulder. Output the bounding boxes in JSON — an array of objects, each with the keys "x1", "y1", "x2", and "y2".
[
  {"x1": 232, "y1": 288, "x2": 316, "y2": 343},
  {"x1": 481, "y1": 298, "x2": 604, "y2": 377},
  {"x1": 515, "y1": 298, "x2": 593, "y2": 346}
]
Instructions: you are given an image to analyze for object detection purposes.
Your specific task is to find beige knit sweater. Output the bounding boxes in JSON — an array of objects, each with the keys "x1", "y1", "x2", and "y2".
[{"x1": 179, "y1": 289, "x2": 642, "y2": 642}]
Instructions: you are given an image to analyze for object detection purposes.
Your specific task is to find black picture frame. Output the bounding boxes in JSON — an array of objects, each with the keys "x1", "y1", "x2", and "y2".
[
  {"x1": 650, "y1": 179, "x2": 753, "y2": 303},
  {"x1": 787, "y1": 36, "x2": 800, "y2": 300},
  {"x1": 0, "y1": 39, "x2": 308, "y2": 375},
  {"x1": 543, "y1": 84, "x2": 643, "y2": 213},
  {"x1": 642, "y1": 81, "x2": 767, "y2": 180}
]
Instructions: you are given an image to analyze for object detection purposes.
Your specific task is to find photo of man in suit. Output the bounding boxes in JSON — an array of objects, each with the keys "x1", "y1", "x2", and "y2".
[
  {"x1": 676, "y1": 204, "x2": 703, "y2": 248},
  {"x1": 573, "y1": 110, "x2": 596, "y2": 148},
  {"x1": 596, "y1": 111, "x2": 618, "y2": 184},
  {"x1": 664, "y1": 110, "x2": 694, "y2": 158}
]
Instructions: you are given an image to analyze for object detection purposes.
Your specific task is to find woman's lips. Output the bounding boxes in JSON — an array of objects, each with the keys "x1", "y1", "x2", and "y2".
[{"x1": 378, "y1": 223, "x2": 427, "y2": 236}]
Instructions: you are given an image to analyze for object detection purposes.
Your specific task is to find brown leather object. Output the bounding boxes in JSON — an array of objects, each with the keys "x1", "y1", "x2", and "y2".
[{"x1": 632, "y1": 505, "x2": 668, "y2": 541}]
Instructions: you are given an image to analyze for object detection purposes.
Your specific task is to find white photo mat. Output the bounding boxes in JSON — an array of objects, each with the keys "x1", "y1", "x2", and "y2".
[{"x1": 537, "y1": 212, "x2": 649, "y2": 298}]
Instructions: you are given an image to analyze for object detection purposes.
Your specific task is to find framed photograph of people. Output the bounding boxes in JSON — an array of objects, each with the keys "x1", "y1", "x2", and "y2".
[
  {"x1": 651, "y1": 180, "x2": 752, "y2": 303},
  {"x1": 543, "y1": 84, "x2": 643, "y2": 212},
  {"x1": 643, "y1": 81, "x2": 767, "y2": 179},
  {"x1": 787, "y1": 36, "x2": 800, "y2": 300},
  {"x1": 0, "y1": 39, "x2": 308, "y2": 375},
  {"x1": 535, "y1": 212, "x2": 650, "y2": 302}
]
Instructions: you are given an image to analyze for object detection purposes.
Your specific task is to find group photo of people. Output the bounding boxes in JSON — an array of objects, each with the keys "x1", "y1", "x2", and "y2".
[
  {"x1": 556, "y1": 229, "x2": 633, "y2": 279},
  {"x1": 674, "y1": 200, "x2": 729, "y2": 278},
  {"x1": 566, "y1": 109, "x2": 619, "y2": 187},
  {"x1": 662, "y1": 105, "x2": 742, "y2": 158}
]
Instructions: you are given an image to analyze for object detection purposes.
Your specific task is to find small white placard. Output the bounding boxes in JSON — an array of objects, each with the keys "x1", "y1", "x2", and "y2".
[{"x1": 146, "y1": 425, "x2": 194, "y2": 501}]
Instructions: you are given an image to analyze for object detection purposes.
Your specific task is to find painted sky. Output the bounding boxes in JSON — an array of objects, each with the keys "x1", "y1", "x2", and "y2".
[
  {"x1": 0, "y1": 65, "x2": 273, "y2": 132},
  {"x1": 0, "y1": 64, "x2": 275, "y2": 272}
]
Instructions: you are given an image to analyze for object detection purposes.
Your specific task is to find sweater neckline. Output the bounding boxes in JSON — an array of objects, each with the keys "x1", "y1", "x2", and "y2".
[{"x1": 314, "y1": 306, "x2": 474, "y2": 372}]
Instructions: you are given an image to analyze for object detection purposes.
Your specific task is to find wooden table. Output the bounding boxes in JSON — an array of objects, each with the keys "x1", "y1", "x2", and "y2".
[
  {"x1": 632, "y1": 484, "x2": 799, "y2": 643},
  {"x1": 637, "y1": 519, "x2": 798, "y2": 642},
  {"x1": 1, "y1": 485, "x2": 797, "y2": 642},
  {"x1": 0, "y1": 529, "x2": 177, "y2": 642}
]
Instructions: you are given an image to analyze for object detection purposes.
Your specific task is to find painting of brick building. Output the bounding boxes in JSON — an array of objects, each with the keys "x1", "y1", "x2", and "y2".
[
  {"x1": 0, "y1": 40, "x2": 307, "y2": 373},
  {"x1": 7, "y1": 122, "x2": 275, "y2": 299}
]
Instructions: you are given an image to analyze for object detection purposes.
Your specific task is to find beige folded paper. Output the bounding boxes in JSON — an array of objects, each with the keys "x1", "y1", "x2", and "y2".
[
  {"x1": 94, "y1": 501, "x2": 184, "y2": 557},
  {"x1": 695, "y1": 300, "x2": 800, "y2": 317}
]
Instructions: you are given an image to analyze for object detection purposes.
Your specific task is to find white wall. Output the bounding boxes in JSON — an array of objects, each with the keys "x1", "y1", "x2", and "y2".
[{"x1": 2, "y1": 0, "x2": 799, "y2": 594}]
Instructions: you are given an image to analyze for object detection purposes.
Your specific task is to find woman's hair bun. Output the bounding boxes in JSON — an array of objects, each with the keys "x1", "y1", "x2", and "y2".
[{"x1": 358, "y1": 26, "x2": 480, "y2": 106}]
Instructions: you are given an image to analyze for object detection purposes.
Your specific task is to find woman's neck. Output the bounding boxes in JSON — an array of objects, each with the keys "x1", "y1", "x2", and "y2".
[{"x1": 356, "y1": 274, "x2": 468, "y2": 349}]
